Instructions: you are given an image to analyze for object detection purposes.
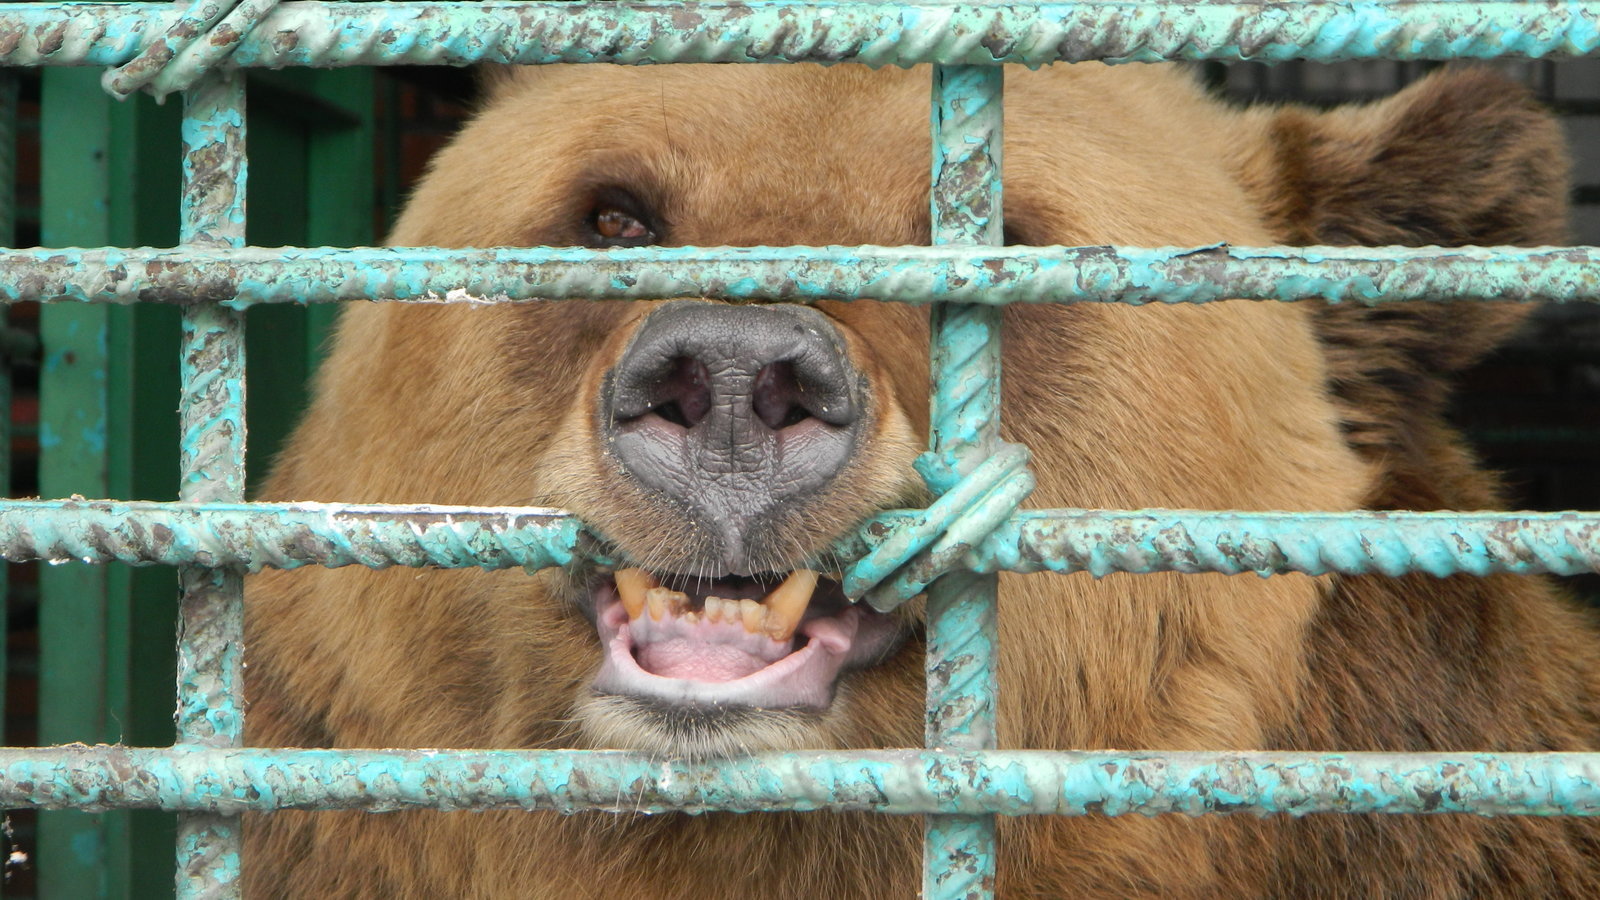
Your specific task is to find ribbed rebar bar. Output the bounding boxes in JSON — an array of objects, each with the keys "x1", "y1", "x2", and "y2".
[
  {"x1": 1, "y1": 2, "x2": 1598, "y2": 69},
  {"x1": 923, "y1": 63, "x2": 1003, "y2": 900},
  {"x1": 3, "y1": 745, "x2": 1600, "y2": 818},
  {"x1": 0, "y1": 500, "x2": 587, "y2": 570},
  {"x1": 0, "y1": 502, "x2": 1597, "y2": 579},
  {"x1": 103, "y1": 0, "x2": 281, "y2": 100},
  {"x1": 3, "y1": 244, "x2": 1595, "y2": 307},
  {"x1": 175, "y1": 71, "x2": 246, "y2": 900}
]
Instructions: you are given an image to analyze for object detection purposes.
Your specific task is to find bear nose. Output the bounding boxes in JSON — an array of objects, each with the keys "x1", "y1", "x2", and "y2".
[{"x1": 604, "y1": 301, "x2": 864, "y2": 574}]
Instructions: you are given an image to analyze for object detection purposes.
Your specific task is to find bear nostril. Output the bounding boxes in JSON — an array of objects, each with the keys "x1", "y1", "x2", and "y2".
[
  {"x1": 605, "y1": 301, "x2": 866, "y2": 572},
  {"x1": 647, "y1": 356, "x2": 713, "y2": 429},
  {"x1": 753, "y1": 361, "x2": 813, "y2": 431}
]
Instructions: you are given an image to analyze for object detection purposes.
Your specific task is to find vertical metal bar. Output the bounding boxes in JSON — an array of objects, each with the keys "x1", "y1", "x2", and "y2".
[
  {"x1": 175, "y1": 70, "x2": 247, "y2": 900},
  {"x1": 924, "y1": 65, "x2": 1003, "y2": 900}
]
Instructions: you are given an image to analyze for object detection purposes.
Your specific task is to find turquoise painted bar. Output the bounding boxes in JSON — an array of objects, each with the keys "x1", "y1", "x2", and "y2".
[
  {"x1": 1, "y1": 745, "x2": 1598, "y2": 818},
  {"x1": 1, "y1": 244, "x2": 1595, "y2": 306},
  {"x1": 922, "y1": 63, "x2": 1006, "y2": 899},
  {"x1": 0, "y1": 1, "x2": 1597, "y2": 69},
  {"x1": 0, "y1": 500, "x2": 1591, "y2": 582},
  {"x1": 173, "y1": 71, "x2": 249, "y2": 900}
]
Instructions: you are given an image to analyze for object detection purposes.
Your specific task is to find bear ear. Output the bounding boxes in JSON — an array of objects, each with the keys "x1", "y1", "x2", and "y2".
[
  {"x1": 1261, "y1": 67, "x2": 1570, "y2": 252},
  {"x1": 1252, "y1": 69, "x2": 1572, "y2": 508}
]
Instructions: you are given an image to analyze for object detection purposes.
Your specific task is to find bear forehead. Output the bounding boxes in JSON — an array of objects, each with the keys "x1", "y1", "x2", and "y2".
[{"x1": 421, "y1": 63, "x2": 1280, "y2": 249}]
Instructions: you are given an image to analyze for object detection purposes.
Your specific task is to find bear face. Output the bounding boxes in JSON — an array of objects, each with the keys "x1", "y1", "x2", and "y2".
[{"x1": 245, "y1": 64, "x2": 1600, "y2": 897}]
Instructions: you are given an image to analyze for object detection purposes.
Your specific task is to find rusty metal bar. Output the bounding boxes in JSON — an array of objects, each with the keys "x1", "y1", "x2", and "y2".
[
  {"x1": 0, "y1": 500, "x2": 587, "y2": 570},
  {"x1": 923, "y1": 63, "x2": 1003, "y2": 900},
  {"x1": 175, "y1": 70, "x2": 246, "y2": 900},
  {"x1": 0, "y1": 501, "x2": 1596, "y2": 580},
  {"x1": 0, "y1": 1, "x2": 1598, "y2": 69},
  {"x1": 2, "y1": 745, "x2": 1599, "y2": 818},
  {"x1": 1, "y1": 244, "x2": 1597, "y2": 307}
]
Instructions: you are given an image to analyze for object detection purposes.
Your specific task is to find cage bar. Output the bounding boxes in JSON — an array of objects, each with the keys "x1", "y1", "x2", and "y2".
[
  {"x1": 0, "y1": 501, "x2": 1594, "y2": 579},
  {"x1": 1, "y1": 746, "x2": 1599, "y2": 819},
  {"x1": 1, "y1": 1, "x2": 1598, "y2": 69},
  {"x1": 174, "y1": 71, "x2": 247, "y2": 900},
  {"x1": 924, "y1": 63, "x2": 1004, "y2": 900},
  {"x1": 3, "y1": 243, "x2": 1597, "y2": 307}
]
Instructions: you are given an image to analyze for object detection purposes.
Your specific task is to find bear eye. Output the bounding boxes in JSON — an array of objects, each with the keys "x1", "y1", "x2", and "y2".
[{"x1": 585, "y1": 190, "x2": 660, "y2": 248}]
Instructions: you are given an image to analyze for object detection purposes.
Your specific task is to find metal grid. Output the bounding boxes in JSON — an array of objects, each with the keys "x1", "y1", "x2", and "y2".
[{"x1": 3, "y1": 1, "x2": 1600, "y2": 897}]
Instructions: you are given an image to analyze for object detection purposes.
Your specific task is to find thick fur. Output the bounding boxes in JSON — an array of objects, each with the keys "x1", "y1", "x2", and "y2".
[{"x1": 243, "y1": 64, "x2": 1600, "y2": 897}]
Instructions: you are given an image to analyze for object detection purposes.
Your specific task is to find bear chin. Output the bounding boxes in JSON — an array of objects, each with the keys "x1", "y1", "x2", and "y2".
[{"x1": 573, "y1": 692, "x2": 842, "y2": 759}]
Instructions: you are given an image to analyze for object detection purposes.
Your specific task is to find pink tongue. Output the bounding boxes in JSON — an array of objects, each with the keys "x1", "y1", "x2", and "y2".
[{"x1": 636, "y1": 639, "x2": 772, "y2": 682}]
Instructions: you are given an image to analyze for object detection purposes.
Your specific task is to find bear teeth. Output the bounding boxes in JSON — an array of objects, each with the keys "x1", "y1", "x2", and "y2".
[
  {"x1": 613, "y1": 567, "x2": 819, "y2": 642},
  {"x1": 614, "y1": 568, "x2": 655, "y2": 619}
]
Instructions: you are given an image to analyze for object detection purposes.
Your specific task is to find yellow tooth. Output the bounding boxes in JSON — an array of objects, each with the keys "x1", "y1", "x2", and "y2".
[
  {"x1": 646, "y1": 587, "x2": 683, "y2": 621},
  {"x1": 615, "y1": 568, "x2": 655, "y2": 619},
  {"x1": 762, "y1": 569, "x2": 819, "y2": 641},
  {"x1": 705, "y1": 596, "x2": 726, "y2": 624},
  {"x1": 740, "y1": 598, "x2": 764, "y2": 634}
]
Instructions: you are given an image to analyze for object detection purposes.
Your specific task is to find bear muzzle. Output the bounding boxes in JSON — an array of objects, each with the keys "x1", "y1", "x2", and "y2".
[{"x1": 602, "y1": 300, "x2": 867, "y2": 575}]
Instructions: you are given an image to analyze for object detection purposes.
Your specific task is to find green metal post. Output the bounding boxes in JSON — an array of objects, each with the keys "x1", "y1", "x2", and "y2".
[
  {"x1": 302, "y1": 69, "x2": 375, "y2": 364},
  {"x1": 245, "y1": 68, "x2": 375, "y2": 488},
  {"x1": 37, "y1": 67, "x2": 137, "y2": 900},
  {"x1": 0, "y1": 69, "x2": 17, "y2": 743}
]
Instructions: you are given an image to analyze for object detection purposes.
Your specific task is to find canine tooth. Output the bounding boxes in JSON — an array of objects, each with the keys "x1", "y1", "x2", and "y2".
[
  {"x1": 740, "y1": 598, "x2": 764, "y2": 633},
  {"x1": 762, "y1": 569, "x2": 819, "y2": 641},
  {"x1": 615, "y1": 568, "x2": 654, "y2": 619}
]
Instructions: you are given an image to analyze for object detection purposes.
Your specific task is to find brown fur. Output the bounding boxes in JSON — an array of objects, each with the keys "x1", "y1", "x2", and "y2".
[{"x1": 244, "y1": 64, "x2": 1600, "y2": 897}]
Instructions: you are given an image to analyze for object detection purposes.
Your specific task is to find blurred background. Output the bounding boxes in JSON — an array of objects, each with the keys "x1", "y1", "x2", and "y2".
[{"x1": 0, "y1": 55, "x2": 1595, "y2": 897}]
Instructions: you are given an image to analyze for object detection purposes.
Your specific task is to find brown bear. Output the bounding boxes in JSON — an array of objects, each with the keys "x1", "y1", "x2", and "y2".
[{"x1": 243, "y1": 63, "x2": 1600, "y2": 897}]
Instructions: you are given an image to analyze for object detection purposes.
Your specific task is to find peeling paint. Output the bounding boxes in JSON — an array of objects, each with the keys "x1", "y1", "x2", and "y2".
[
  {"x1": 1, "y1": 746, "x2": 1598, "y2": 817},
  {"x1": 923, "y1": 63, "x2": 1005, "y2": 900},
  {"x1": 1, "y1": 2, "x2": 1598, "y2": 70},
  {"x1": 175, "y1": 72, "x2": 247, "y2": 900},
  {"x1": 0, "y1": 500, "x2": 1593, "y2": 578},
  {"x1": 1, "y1": 244, "x2": 1596, "y2": 307}
]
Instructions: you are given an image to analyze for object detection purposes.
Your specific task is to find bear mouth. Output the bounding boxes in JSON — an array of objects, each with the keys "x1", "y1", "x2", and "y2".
[{"x1": 590, "y1": 568, "x2": 903, "y2": 709}]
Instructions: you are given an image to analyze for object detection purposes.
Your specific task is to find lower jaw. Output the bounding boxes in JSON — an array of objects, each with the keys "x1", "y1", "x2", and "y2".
[
  {"x1": 589, "y1": 603, "x2": 865, "y2": 709},
  {"x1": 573, "y1": 691, "x2": 837, "y2": 759}
]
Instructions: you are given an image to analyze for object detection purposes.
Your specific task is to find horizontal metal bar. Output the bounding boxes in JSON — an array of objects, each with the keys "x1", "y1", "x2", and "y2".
[
  {"x1": 1, "y1": 1, "x2": 1597, "y2": 68},
  {"x1": 1, "y1": 500, "x2": 1597, "y2": 578},
  {"x1": 3, "y1": 244, "x2": 1599, "y2": 307},
  {"x1": 4, "y1": 745, "x2": 1599, "y2": 817},
  {"x1": 922, "y1": 508, "x2": 1600, "y2": 579},
  {"x1": 0, "y1": 500, "x2": 587, "y2": 572}
]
